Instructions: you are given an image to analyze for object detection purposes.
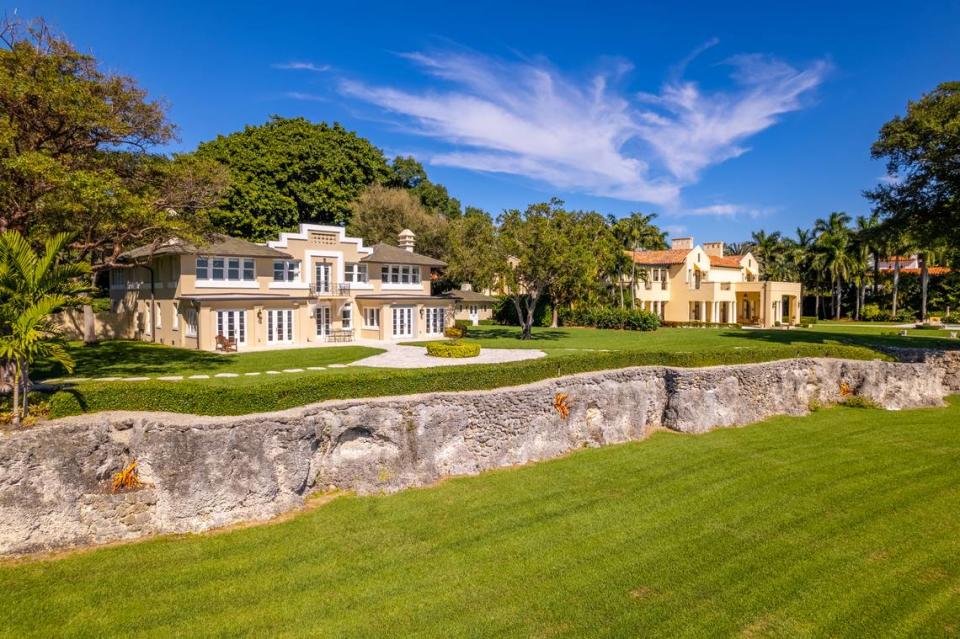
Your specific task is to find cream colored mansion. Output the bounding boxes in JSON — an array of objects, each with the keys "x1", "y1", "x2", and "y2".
[
  {"x1": 111, "y1": 226, "x2": 457, "y2": 351},
  {"x1": 628, "y1": 238, "x2": 802, "y2": 328}
]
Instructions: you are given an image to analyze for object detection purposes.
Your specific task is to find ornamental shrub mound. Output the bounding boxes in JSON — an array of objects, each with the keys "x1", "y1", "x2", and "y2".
[{"x1": 425, "y1": 341, "x2": 481, "y2": 358}]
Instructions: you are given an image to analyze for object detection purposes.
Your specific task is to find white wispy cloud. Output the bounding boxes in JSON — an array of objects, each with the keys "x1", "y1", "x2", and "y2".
[
  {"x1": 336, "y1": 46, "x2": 829, "y2": 207},
  {"x1": 284, "y1": 91, "x2": 328, "y2": 102},
  {"x1": 685, "y1": 203, "x2": 772, "y2": 219},
  {"x1": 273, "y1": 61, "x2": 331, "y2": 72}
]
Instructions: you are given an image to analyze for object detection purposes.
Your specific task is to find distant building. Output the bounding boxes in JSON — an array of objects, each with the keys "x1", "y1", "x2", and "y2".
[{"x1": 627, "y1": 238, "x2": 802, "y2": 327}]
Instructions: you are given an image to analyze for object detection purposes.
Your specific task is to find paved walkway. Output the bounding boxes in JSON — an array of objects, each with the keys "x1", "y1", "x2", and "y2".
[
  {"x1": 349, "y1": 344, "x2": 546, "y2": 368},
  {"x1": 48, "y1": 343, "x2": 547, "y2": 383}
]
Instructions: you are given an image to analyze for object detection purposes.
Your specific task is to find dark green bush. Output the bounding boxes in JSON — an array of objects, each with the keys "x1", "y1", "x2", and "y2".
[
  {"x1": 558, "y1": 307, "x2": 659, "y2": 331},
  {"x1": 425, "y1": 341, "x2": 481, "y2": 358},
  {"x1": 45, "y1": 342, "x2": 886, "y2": 418},
  {"x1": 800, "y1": 316, "x2": 818, "y2": 325}
]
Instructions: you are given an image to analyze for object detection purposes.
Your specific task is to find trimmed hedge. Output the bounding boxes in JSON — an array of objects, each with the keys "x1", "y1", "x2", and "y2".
[
  {"x1": 46, "y1": 342, "x2": 887, "y2": 418},
  {"x1": 425, "y1": 341, "x2": 481, "y2": 358},
  {"x1": 559, "y1": 307, "x2": 659, "y2": 331}
]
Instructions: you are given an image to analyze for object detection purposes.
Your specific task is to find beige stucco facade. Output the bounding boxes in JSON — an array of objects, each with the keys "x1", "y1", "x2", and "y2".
[
  {"x1": 630, "y1": 239, "x2": 802, "y2": 328},
  {"x1": 110, "y1": 226, "x2": 456, "y2": 351}
]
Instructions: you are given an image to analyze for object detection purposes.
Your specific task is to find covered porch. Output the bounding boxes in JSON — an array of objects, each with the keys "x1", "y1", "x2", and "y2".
[{"x1": 734, "y1": 281, "x2": 802, "y2": 328}]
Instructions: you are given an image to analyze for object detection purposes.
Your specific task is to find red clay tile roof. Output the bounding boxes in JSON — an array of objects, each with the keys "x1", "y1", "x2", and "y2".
[
  {"x1": 898, "y1": 267, "x2": 952, "y2": 276},
  {"x1": 708, "y1": 255, "x2": 744, "y2": 269},
  {"x1": 625, "y1": 248, "x2": 691, "y2": 265}
]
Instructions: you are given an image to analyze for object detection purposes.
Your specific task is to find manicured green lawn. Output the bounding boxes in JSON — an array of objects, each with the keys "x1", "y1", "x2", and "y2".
[
  {"x1": 4, "y1": 398, "x2": 959, "y2": 637},
  {"x1": 33, "y1": 341, "x2": 383, "y2": 380},
  {"x1": 34, "y1": 323, "x2": 960, "y2": 417}
]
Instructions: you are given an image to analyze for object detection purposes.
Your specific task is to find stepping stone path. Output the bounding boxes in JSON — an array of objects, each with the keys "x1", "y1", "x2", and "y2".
[
  {"x1": 120, "y1": 377, "x2": 150, "y2": 382},
  {"x1": 157, "y1": 376, "x2": 183, "y2": 381},
  {"x1": 188, "y1": 374, "x2": 210, "y2": 379},
  {"x1": 282, "y1": 368, "x2": 305, "y2": 373},
  {"x1": 214, "y1": 373, "x2": 239, "y2": 378}
]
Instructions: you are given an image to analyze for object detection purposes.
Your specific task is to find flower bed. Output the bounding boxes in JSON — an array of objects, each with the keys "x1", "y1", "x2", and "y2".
[{"x1": 425, "y1": 341, "x2": 481, "y2": 358}]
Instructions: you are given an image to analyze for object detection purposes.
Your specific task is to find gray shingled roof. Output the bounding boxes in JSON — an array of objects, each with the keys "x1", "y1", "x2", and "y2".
[
  {"x1": 359, "y1": 243, "x2": 447, "y2": 267},
  {"x1": 120, "y1": 234, "x2": 291, "y2": 261}
]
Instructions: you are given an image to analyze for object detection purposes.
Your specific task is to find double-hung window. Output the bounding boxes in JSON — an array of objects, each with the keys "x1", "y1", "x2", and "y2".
[
  {"x1": 364, "y1": 307, "x2": 380, "y2": 328},
  {"x1": 196, "y1": 257, "x2": 256, "y2": 283},
  {"x1": 344, "y1": 263, "x2": 368, "y2": 283},
  {"x1": 273, "y1": 260, "x2": 300, "y2": 282},
  {"x1": 341, "y1": 303, "x2": 353, "y2": 330},
  {"x1": 380, "y1": 264, "x2": 421, "y2": 285}
]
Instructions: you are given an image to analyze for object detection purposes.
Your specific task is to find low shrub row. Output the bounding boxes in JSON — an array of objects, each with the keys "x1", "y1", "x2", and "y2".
[
  {"x1": 558, "y1": 307, "x2": 659, "y2": 331},
  {"x1": 425, "y1": 341, "x2": 481, "y2": 358},
  {"x1": 46, "y1": 342, "x2": 887, "y2": 418},
  {"x1": 444, "y1": 325, "x2": 468, "y2": 339},
  {"x1": 800, "y1": 316, "x2": 818, "y2": 325},
  {"x1": 860, "y1": 304, "x2": 917, "y2": 322}
]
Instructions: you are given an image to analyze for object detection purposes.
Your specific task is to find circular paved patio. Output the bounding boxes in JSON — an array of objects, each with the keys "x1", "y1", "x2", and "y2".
[{"x1": 349, "y1": 344, "x2": 546, "y2": 368}]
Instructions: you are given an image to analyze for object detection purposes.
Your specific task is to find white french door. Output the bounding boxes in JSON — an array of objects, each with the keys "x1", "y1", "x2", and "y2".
[
  {"x1": 315, "y1": 263, "x2": 332, "y2": 294},
  {"x1": 469, "y1": 304, "x2": 479, "y2": 326},
  {"x1": 425, "y1": 307, "x2": 446, "y2": 335},
  {"x1": 315, "y1": 305, "x2": 331, "y2": 339},
  {"x1": 216, "y1": 310, "x2": 247, "y2": 346},
  {"x1": 267, "y1": 309, "x2": 294, "y2": 344},
  {"x1": 391, "y1": 306, "x2": 414, "y2": 339}
]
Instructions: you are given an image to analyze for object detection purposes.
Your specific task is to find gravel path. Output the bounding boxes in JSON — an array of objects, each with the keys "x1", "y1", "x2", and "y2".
[{"x1": 350, "y1": 344, "x2": 546, "y2": 368}]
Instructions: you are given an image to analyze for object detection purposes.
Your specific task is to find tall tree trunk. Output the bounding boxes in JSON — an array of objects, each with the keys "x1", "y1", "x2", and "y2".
[
  {"x1": 630, "y1": 247, "x2": 637, "y2": 311},
  {"x1": 814, "y1": 293, "x2": 820, "y2": 320},
  {"x1": 835, "y1": 279, "x2": 842, "y2": 320},
  {"x1": 82, "y1": 304, "x2": 97, "y2": 345},
  {"x1": 20, "y1": 361, "x2": 28, "y2": 419},
  {"x1": 618, "y1": 274, "x2": 624, "y2": 309},
  {"x1": 892, "y1": 258, "x2": 900, "y2": 317},
  {"x1": 873, "y1": 251, "x2": 880, "y2": 298},
  {"x1": 550, "y1": 305, "x2": 559, "y2": 329},
  {"x1": 10, "y1": 363, "x2": 20, "y2": 428},
  {"x1": 854, "y1": 279, "x2": 861, "y2": 320},
  {"x1": 919, "y1": 253, "x2": 929, "y2": 322}
]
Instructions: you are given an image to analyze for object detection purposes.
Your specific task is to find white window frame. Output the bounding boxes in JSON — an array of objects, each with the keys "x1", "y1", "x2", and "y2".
[
  {"x1": 266, "y1": 309, "x2": 295, "y2": 344},
  {"x1": 391, "y1": 306, "x2": 414, "y2": 338},
  {"x1": 344, "y1": 263, "x2": 368, "y2": 283},
  {"x1": 425, "y1": 307, "x2": 446, "y2": 335},
  {"x1": 315, "y1": 305, "x2": 331, "y2": 338},
  {"x1": 172, "y1": 303, "x2": 180, "y2": 331},
  {"x1": 216, "y1": 309, "x2": 247, "y2": 346},
  {"x1": 364, "y1": 307, "x2": 380, "y2": 328},
  {"x1": 155, "y1": 302, "x2": 162, "y2": 330},
  {"x1": 196, "y1": 257, "x2": 257, "y2": 287},
  {"x1": 341, "y1": 303, "x2": 353, "y2": 330},
  {"x1": 273, "y1": 259, "x2": 301, "y2": 283},
  {"x1": 381, "y1": 264, "x2": 422, "y2": 288}
]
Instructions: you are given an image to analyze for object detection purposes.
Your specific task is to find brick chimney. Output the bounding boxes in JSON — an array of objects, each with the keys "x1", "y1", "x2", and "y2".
[
  {"x1": 398, "y1": 229, "x2": 416, "y2": 252},
  {"x1": 703, "y1": 241, "x2": 725, "y2": 257},
  {"x1": 671, "y1": 237, "x2": 693, "y2": 250}
]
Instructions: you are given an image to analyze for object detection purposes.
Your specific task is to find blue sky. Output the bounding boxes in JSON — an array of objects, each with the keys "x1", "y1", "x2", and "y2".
[{"x1": 17, "y1": 1, "x2": 960, "y2": 242}]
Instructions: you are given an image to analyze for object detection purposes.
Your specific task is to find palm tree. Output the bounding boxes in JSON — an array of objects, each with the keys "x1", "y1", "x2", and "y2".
[
  {"x1": 614, "y1": 213, "x2": 667, "y2": 310},
  {"x1": 0, "y1": 297, "x2": 75, "y2": 426},
  {"x1": 813, "y1": 230, "x2": 855, "y2": 320},
  {"x1": 725, "y1": 242, "x2": 748, "y2": 256},
  {"x1": 0, "y1": 231, "x2": 89, "y2": 424},
  {"x1": 749, "y1": 230, "x2": 783, "y2": 280}
]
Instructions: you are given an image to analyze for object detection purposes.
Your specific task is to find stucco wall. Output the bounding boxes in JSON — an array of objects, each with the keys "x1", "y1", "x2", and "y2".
[{"x1": 1, "y1": 352, "x2": 957, "y2": 557}]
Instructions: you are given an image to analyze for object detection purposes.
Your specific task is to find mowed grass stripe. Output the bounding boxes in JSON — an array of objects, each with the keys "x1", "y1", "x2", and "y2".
[{"x1": 2, "y1": 397, "x2": 959, "y2": 637}]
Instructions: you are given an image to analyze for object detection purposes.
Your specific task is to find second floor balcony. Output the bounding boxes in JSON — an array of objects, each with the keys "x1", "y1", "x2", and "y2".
[{"x1": 313, "y1": 282, "x2": 352, "y2": 297}]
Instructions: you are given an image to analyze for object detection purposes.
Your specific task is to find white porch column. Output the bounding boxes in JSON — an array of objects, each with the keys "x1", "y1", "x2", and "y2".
[
  {"x1": 700, "y1": 301, "x2": 707, "y2": 323},
  {"x1": 731, "y1": 301, "x2": 737, "y2": 324}
]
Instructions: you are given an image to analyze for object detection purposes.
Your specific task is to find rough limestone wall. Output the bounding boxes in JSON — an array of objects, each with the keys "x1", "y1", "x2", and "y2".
[{"x1": 0, "y1": 356, "x2": 952, "y2": 557}]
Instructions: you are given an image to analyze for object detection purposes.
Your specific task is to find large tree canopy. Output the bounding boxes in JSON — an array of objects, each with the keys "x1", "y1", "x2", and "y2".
[
  {"x1": 0, "y1": 17, "x2": 227, "y2": 275},
  {"x1": 195, "y1": 116, "x2": 391, "y2": 240},
  {"x1": 866, "y1": 81, "x2": 960, "y2": 247},
  {"x1": 346, "y1": 185, "x2": 449, "y2": 259}
]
